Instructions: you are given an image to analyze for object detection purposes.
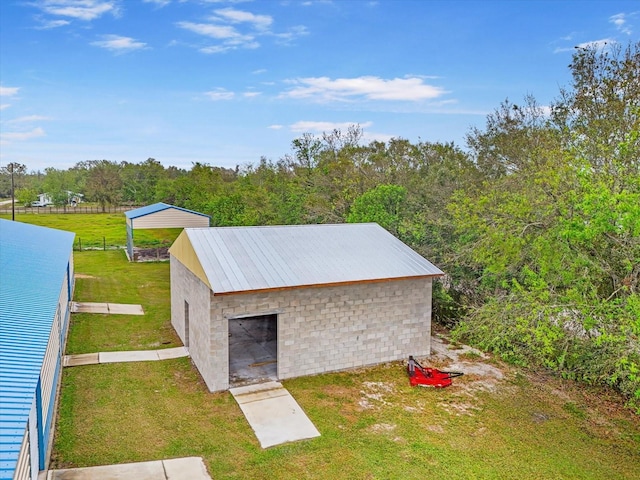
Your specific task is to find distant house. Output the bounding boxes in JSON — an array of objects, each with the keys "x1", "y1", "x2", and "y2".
[
  {"x1": 31, "y1": 193, "x2": 53, "y2": 207},
  {"x1": 31, "y1": 191, "x2": 83, "y2": 207},
  {"x1": 0, "y1": 220, "x2": 75, "y2": 480},
  {"x1": 169, "y1": 223, "x2": 443, "y2": 392}
]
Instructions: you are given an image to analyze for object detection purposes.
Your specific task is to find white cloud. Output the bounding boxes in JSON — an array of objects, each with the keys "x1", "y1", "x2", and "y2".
[
  {"x1": 178, "y1": 7, "x2": 307, "y2": 53},
  {"x1": 243, "y1": 91, "x2": 261, "y2": 97},
  {"x1": 282, "y1": 76, "x2": 448, "y2": 102},
  {"x1": 36, "y1": 18, "x2": 71, "y2": 29},
  {"x1": 178, "y1": 21, "x2": 245, "y2": 40},
  {"x1": 287, "y1": 120, "x2": 393, "y2": 144},
  {"x1": 143, "y1": 0, "x2": 171, "y2": 7},
  {"x1": 290, "y1": 120, "x2": 373, "y2": 133},
  {"x1": 0, "y1": 86, "x2": 20, "y2": 97},
  {"x1": 91, "y1": 35, "x2": 147, "y2": 53},
  {"x1": 214, "y1": 8, "x2": 273, "y2": 30},
  {"x1": 268, "y1": 124, "x2": 283, "y2": 130},
  {"x1": 554, "y1": 38, "x2": 616, "y2": 53},
  {"x1": 610, "y1": 13, "x2": 632, "y2": 35},
  {"x1": 577, "y1": 38, "x2": 616, "y2": 49},
  {"x1": 362, "y1": 130, "x2": 394, "y2": 144},
  {"x1": 177, "y1": 20, "x2": 259, "y2": 52},
  {"x1": 37, "y1": 0, "x2": 119, "y2": 21},
  {"x1": 7, "y1": 115, "x2": 52, "y2": 124},
  {"x1": 271, "y1": 25, "x2": 309, "y2": 44},
  {"x1": 0, "y1": 127, "x2": 46, "y2": 144},
  {"x1": 199, "y1": 45, "x2": 231, "y2": 54},
  {"x1": 0, "y1": 104, "x2": 11, "y2": 110},
  {"x1": 204, "y1": 88, "x2": 235, "y2": 100}
]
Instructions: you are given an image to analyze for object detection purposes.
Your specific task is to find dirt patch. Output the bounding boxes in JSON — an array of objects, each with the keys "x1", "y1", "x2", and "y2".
[
  {"x1": 368, "y1": 423, "x2": 396, "y2": 433},
  {"x1": 359, "y1": 381, "x2": 395, "y2": 410},
  {"x1": 75, "y1": 274, "x2": 96, "y2": 279},
  {"x1": 426, "y1": 335, "x2": 507, "y2": 395},
  {"x1": 132, "y1": 247, "x2": 170, "y2": 262}
]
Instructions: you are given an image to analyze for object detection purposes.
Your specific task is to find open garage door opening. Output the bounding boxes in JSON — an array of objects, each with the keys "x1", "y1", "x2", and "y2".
[{"x1": 229, "y1": 314, "x2": 277, "y2": 386}]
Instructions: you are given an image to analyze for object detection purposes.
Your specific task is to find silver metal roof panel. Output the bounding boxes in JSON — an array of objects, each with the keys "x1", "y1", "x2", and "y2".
[{"x1": 185, "y1": 223, "x2": 443, "y2": 294}]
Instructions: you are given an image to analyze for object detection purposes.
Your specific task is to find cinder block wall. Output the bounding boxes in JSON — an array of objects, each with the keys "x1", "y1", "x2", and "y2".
[
  {"x1": 170, "y1": 256, "x2": 216, "y2": 391},
  {"x1": 211, "y1": 278, "x2": 433, "y2": 392}
]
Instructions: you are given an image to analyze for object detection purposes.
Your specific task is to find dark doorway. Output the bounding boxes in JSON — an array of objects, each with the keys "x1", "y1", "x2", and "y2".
[
  {"x1": 229, "y1": 314, "x2": 277, "y2": 386},
  {"x1": 184, "y1": 300, "x2": 190, "y2": 348}
]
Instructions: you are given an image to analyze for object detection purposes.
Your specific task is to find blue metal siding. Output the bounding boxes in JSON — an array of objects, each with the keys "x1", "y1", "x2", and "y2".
[{"x1": 0, "y1": 220, "x2": 74, "y2": 479}]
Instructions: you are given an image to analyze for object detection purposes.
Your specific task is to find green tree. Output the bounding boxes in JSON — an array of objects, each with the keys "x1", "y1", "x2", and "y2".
[
  {"x1": 85, "y1": 160, "x2": 123, "y2": 212},
  {"x1": 15, "y1": 187, "x2": 37, "y2": 207},
  {"x1": 449, "y1": 42, "x2": 640, "y2": 410},
  {"x1": 121, "y1": 158, "x2": 167, "y2": 205},
  {"x1": 347, "y1": 184, "x2": 407, "y2": 235}
]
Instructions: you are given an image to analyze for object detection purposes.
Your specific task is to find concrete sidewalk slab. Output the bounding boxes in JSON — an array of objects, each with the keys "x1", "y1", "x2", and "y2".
[
  {"x1": 71, "y1": 302, "x2": 109, "y2": 313},
  {"x1": 71, "y1": 302, "x2": 145, "y2": 315},
  {"x1": 64, "y1": 347, "x2": 189, "y2": 367},
  {"x1": 100, "y1": 350, "x2": 160, "y2": 363},
  {"x1": 106, "y1": 303, "x2": 145, "y2": 315},
  {"x1": 63, "y1": 353, "x2": 99, "y2": 367},
  {"x1": 230, "y1": 381, "x2": 320, "y2": 448},
  {"x1": 157, "y1": 347, "x2": 191, "y2": 360},
  {"x1": 45, "y1": 456, "x2": 210, "y2": 480}
]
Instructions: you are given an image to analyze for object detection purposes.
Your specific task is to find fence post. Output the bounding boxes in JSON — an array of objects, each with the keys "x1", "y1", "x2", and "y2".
[
  {"x1": 78, "y1": 238, "x2": 82, "y2": 251},
  {"x1": 103, "y1": 236, "x2": 106, "y2": 251}
]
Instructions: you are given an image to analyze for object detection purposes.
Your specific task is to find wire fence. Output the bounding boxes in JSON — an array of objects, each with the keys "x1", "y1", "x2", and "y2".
[
  {"x1": 0, "y1": 205, "x2": 133, "y2": 215},
  {"x1": 74, "y1": 237, "x2": 122, "y2": 251},
  {"x1": 73, "y1": 237, "x2": 170, "y2": 261}
]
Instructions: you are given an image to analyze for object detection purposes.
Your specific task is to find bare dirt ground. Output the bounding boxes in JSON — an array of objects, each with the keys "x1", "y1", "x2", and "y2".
[{"x1": 132, "y1": 247, "x2": 170, "y2": 262}]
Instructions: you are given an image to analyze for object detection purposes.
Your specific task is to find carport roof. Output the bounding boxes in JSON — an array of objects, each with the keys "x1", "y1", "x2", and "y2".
[
  {"x1": 124, "y1": 202, "x2": 210, "y2": 220},
  {"x1": 175, "y1": 223, "x2": 443, "y2": 294}
]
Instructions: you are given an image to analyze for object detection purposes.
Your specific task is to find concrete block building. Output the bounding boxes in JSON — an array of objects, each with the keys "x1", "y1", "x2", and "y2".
[{"x1": 169, "y1": 223, "x2": 443, "y2": 392}]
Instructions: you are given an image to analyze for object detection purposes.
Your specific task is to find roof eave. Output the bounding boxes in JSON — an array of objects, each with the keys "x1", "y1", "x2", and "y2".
[{"x1": 211, "y1": 273, "x2": 443, "y2": 296}]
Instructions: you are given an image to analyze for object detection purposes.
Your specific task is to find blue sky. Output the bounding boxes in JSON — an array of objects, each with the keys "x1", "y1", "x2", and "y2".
[{"x1": 1, "y1": 1, "x2": 638, "y2": 172}]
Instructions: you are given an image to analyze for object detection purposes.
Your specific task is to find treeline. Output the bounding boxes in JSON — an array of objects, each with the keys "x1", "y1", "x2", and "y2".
[{"x1": 4, "y1": 43, "x2": 639, "y2": 410}]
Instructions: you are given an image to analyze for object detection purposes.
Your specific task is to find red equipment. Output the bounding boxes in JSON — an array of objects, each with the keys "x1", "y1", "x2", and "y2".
[{"x1": 407, "y1": 355, "x2": 463, "y2": 388}]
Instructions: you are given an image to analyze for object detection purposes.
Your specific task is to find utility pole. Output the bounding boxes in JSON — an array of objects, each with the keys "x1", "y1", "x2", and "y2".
[
  {"x1": 2, "y1": 163, "x2": 26, "y2": 221},
  {"x1": 10, "y1": 164, "x2": 15, "y2": 221}
]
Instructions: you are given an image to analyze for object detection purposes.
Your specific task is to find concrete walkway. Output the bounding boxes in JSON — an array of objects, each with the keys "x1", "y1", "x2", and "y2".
[
  {"x1": 42, "y1": 456, "x2": 210, "y2": 480},
  {"x1": 230, "y1": 381, "x2": 320, "y2": 448},
  {"x1": 64, "y1": 347, "x2": 189, "y2": 367},
  {"x1": 71, "y1": 302, "x2": 145, "y2": 315}
]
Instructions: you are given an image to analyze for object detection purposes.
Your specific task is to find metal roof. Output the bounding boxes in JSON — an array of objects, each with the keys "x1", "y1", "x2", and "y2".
[
  {"x1": 0, "y1": 220, "x2": 75, "y2": 478},
  {"x1": 182, "y1": 223, "x2": 443, "y2": 294},
  {"x1": 124, "y1": 202, "x2": 210, "y2": 220}
]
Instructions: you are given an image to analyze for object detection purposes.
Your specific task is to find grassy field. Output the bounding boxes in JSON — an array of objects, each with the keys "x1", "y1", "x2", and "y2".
[
  {"x1": 0, "y1": 213, "x2": 181, "y2": 248},
  {"x1": 6, "y1": 215, "x2": 639, "y2": 478},
  {"x1": 51, "y1": 250, "x2": 640, "y2": 479}
]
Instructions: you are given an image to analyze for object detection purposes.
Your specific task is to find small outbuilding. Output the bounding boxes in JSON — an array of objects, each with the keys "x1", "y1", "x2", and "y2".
[
  {"x1": 169, "y1": 223, "x2": 443, "y2": 392},
  {"x1": 0, "y1": 219, "x2": 75, "y2": 480},
  {"x1": 124, "y1": 202, "x2": 210, "y2": 261}
]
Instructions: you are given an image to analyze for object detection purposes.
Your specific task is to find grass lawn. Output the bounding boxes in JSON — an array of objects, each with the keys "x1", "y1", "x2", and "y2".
[
  {"x1": 67, "y1": 250, "x2": 180, "y2": 353},
  {"x1": 52, "y1": 250, "x2": 640, "y2": 479},
  {"x1": 0, "y1": 213, "x2": 181, "y2": 249}
]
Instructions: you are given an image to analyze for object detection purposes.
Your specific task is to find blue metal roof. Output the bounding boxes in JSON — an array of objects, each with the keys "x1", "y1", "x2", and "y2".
[
  {"x1": 0, "y1": 220, "x2": 74, "y2": 479},
  {"x1": 124, "y1": 202, "x2": 210, "y2": 220}
]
